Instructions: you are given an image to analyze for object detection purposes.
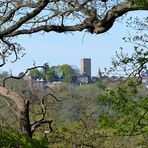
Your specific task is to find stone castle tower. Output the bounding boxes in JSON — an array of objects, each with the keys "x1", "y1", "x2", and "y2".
[{"x1": 80, "y1": 58, "x2": 91, "y2": 78}]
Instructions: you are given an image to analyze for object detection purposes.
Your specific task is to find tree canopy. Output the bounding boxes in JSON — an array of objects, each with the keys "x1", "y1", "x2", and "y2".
[{"x1": 28, "y1": 64, "x2": 79, "y2": 83}]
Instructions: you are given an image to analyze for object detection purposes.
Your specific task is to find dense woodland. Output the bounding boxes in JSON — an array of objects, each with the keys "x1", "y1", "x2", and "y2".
[
  {"x1": 0, "y1": 0, "x2": 148, "y2": 147},
  {"x1": 0, "y1": 75, "x2": 148, "y2": 147}
]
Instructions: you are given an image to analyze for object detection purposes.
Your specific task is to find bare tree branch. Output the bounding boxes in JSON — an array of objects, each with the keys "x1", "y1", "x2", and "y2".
[
  {"x1": 2, "y1": 64, "x2": 47, "y2": 87},
  {"x1": 0, "y1": 0, "x2": 147, "y2": 38},
  {"x1": 0, "y1": 0, "x2": 51, "y2": 36},
  {"x1": 31, "y1": 119, "x2": 53, "y2": 135},
  {"x1": 30, "y1": 93, "x2": 56, "y2": 135}
]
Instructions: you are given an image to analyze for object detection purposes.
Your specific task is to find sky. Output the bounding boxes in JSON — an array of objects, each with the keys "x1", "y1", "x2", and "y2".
[{"x1": 1, "y1": 11, "x2": 147, "y2": 76}]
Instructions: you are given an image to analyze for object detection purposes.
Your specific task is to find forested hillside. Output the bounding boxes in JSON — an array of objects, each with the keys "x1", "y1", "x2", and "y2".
[{"x1": 0, "y1": 76, "x2": 147, "y2": 147}]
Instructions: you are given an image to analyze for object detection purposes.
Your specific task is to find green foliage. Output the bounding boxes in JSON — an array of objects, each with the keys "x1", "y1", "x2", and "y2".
[
  {"x1": 97, "y1": 80, "x2": 148, "y2": 146},
  {"x1": 94, "y1": 81, "x2": 107, "y2": 90},
  {"x1": 0, "y1": 79, "x2": 147, "y2": 147},
  {"x1": 1, "y1": 75, "x2": 148, "y2": 147},
  {"x1": 28, "y1": 69, "x2": 43, "y2": 80},
  {"x1": 0, "y1": 129, "x2": 48, "y2": 148},
  {"x1": 27, "y1": 64, "x2": 79, "y2": 83},
  {"x1": 47, "y1": 126, "x2": 112, "y2": 147},
  {"x1": 131, "y1": 0, "x2": 148, "y2": 7},
  {"x1": 44, "y1": 66, "x2": 57, "y2": 81},
  {"x1": 60, "y1": 64, "x2": 74, "y2": 82}
]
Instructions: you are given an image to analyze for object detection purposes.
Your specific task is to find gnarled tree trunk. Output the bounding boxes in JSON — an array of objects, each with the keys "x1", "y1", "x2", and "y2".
[
  {"x1": 20, "y1": 100, "x2": 32, "y2": 137},
  {"x1": 0, "y1": 85, "x2": 32, "y2": 137}
]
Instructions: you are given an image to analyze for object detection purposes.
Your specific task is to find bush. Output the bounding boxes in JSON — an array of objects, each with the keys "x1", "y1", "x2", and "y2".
[{"x1": 0, "y1": 129, "x2": 48, "y2": 148}]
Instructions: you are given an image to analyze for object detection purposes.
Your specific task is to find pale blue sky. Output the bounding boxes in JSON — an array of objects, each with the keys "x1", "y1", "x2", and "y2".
[{"x1": 1, "y1": 11, "x2": 147, "y2": 76}]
